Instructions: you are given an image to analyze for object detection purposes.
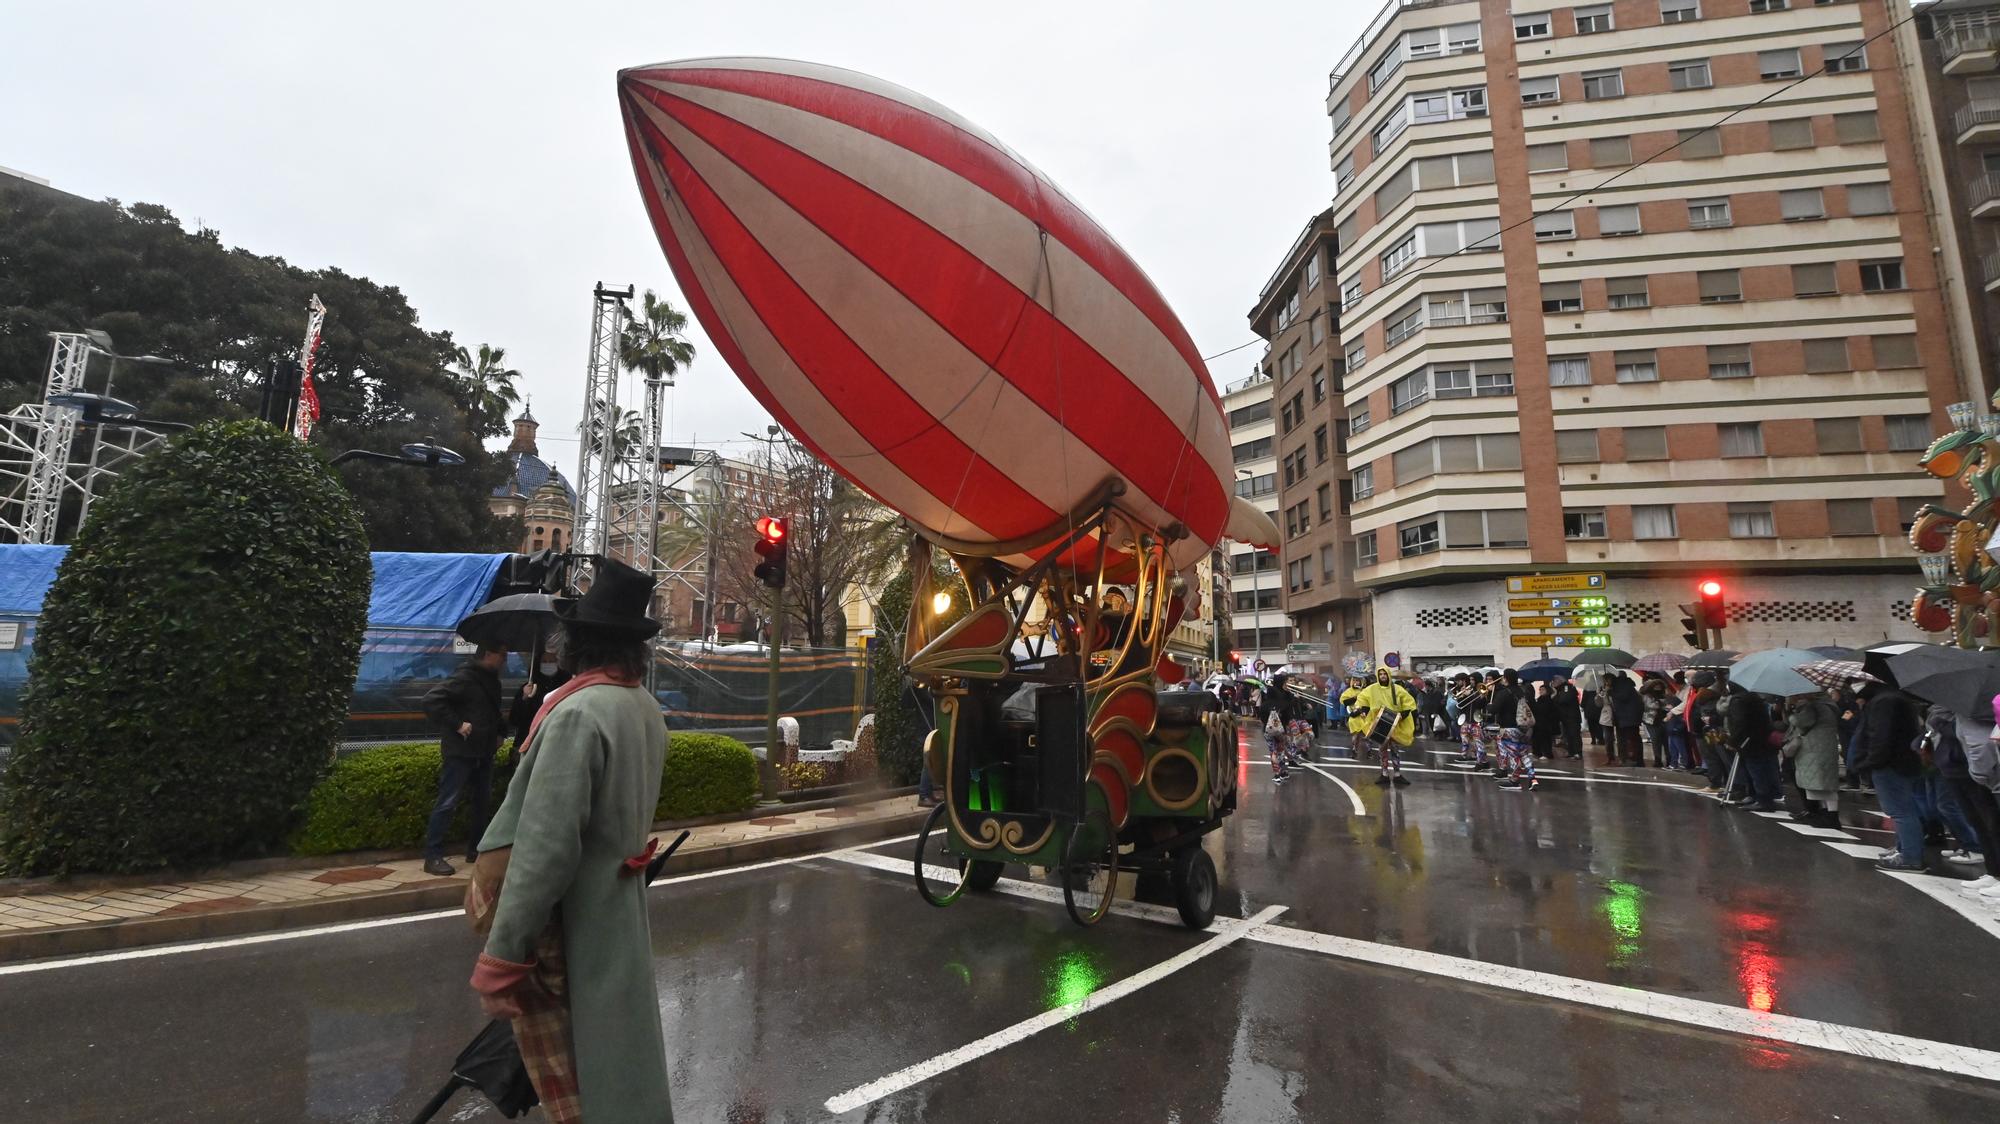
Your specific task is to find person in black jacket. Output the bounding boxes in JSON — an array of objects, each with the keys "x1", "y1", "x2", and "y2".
[
  {"x1": 421, "y1": 645, "x2": 508, "y2": 875},
  {"x1": 1854, "y1": 682, "x2": 1928, "y2": 871},
  {"x1": 1606, "y1": 674, "x2": 1645, "y2": 766},
  {"x1": 1722, "y1": 682, "x2": 1781, "y2": 811},
  {"x1": 509, "y1": 651, "x2": 573, "y2": 763}
]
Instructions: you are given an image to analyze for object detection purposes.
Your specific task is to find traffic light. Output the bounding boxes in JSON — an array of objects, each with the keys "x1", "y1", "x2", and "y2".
[
  {"x1": 1679, "y1": 602, "x2": 1707, "y2": 649},
  {"x1": 753, "y1": 516, "x2": 788, "y2": 589},
  {"x1": 1698, "y1": 579, "x2": 1727, "y2": 630}
]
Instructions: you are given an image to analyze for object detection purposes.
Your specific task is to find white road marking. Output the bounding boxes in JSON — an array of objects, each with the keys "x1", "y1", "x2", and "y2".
[
  {"x1": 1823, "y1": 841, "x2": 1893, "y2": 861},
  {"x1": 824, "y1": 847, "x2": 1191, "y2": 927},
  {"x1": 1243, "y1": 922, "x2": 2000, "y2": 1085},
  {"x1": 1300, "y1": 762, "x2": 1368, "y2": 815},
  {"x1": 1, "y1": 833, "x2": 924, "y2": 976},
  {"x1": 1314, "y1": 759, "x2": 1700, "y2": 791},
  {"x1": 1777, "y1": 821, "x2": 1857, "y2": 840},
  {"x1": 822, "y1": 905, "x2": 1287, "y2": 1114},
  {"x1": 1878, "y1": 870, "x2": 2000, "y2": 942},
  {"x1": 1751, "y1": 810, "x2": 1792, "y2": 820}
]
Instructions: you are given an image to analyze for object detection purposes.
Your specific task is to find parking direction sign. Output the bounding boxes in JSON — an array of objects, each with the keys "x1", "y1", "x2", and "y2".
[
  {"x1": 1508, "y1": 595, "x2": 1608, "y2": 612},
  {"x1": 1506, "y1": 572, "x2": 1607, "y2": 594}
]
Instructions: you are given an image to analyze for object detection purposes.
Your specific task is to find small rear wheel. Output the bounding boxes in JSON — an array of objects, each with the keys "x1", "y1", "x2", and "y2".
[
  {"x1": 1170, "y1": 845, "x2": 1217, "y2": 930},
  {"x1": 965, "y1": 860, "x2": 1004, "y2": 892},
  {"x1": 1061, "y1": 808, "x2": 1119, "y2": 927},
  {"x1": 913, "y1": 802, "x2": 969, "y2": 908}
]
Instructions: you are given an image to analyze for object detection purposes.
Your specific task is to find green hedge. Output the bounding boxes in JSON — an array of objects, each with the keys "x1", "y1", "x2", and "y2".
[
  {"x1": 657, "y1": 733, "x2": 759, "y2": 821},
  {"x1": 290, "y1": 731, "x2": 760, "y2": 856}
]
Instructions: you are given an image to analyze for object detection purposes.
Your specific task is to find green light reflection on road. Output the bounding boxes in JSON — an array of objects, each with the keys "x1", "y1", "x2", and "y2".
[
  {"x1": 1045, "y1": 947, "x2": 1105, "y2": 1012},
  {"x1": 1603, "y1": 879, "x2": 1645, "y2": 965}
]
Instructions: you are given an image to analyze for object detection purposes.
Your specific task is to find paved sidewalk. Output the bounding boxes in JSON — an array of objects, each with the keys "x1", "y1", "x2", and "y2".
[{"x1": 0, "y1": 794, "x2": 922, "y2": 961}]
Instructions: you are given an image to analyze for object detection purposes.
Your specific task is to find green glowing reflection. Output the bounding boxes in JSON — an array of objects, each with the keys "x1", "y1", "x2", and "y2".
[
  {"x1": 1044, "y1": 947, "x2": 1105, "y2": 1012},
  {"x1": 1603, "y1": 879, "x2": 1645, "y2": 965},
  {"x1": 946, "y1": 961, "x2": 972, "y2": 987}
]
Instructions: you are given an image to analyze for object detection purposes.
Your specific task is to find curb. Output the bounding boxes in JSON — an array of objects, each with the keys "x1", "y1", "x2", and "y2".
[{"x1": 0, "y1": 808, "x2": 925, "y2": 965}]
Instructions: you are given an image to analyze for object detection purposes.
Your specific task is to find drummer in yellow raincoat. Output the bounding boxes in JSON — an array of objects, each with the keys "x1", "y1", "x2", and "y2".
[
  {"x1": 1340, "y1": 677, "x2": 1369, "y2": 743},
  {"x1": 1355, "y1": 666, "x2": 1418, "y2": 787}
]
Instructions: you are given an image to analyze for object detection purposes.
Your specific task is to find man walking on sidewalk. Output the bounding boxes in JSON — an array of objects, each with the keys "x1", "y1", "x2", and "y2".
[{"x1": 421, "y1": 644, "x2": 507, "y2": 876}]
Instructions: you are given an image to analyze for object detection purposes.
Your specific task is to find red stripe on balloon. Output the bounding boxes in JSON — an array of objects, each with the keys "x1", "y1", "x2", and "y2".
[
  {"x1": 629, "y1": 85, "x2": 1227, "y2": 547},
  {"x1": 623, "y1": 67, "x2": 1220, "y2": 409},
  {"x1": 627, "y1": 105, "x2": 1059, "y2": 542}
]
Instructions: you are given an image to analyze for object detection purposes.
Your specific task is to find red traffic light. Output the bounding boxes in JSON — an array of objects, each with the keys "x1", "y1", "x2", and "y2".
[
  {"x1": 1698, "y1": 579, "x2": 1722, "y2": 598},
  {"x1": 755, "y1": 515, "x2": 787, "y2": 542}
]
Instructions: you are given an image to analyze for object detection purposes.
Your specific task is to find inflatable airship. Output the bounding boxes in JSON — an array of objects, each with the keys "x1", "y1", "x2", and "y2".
[{"x1": 617, "y1": 58, "x2": 1279, "y2": 570}]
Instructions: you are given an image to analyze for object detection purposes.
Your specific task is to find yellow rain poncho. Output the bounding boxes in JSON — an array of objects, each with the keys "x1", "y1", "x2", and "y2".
[
  {"x1": 1355, "y1": 670, "x2": 1417, "y2": 747},
  {"x1": 1341, "y1": 681, "x2": 1368, "y2": 737}
]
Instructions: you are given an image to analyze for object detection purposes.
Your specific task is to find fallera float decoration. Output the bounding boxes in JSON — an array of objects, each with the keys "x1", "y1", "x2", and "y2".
[
  {"x1": 1910, "y1": 393, "x2": 2000, "y2": 645},
  {"x1": 618, "y1": 57, "x2": 1275, "y2": 928}
]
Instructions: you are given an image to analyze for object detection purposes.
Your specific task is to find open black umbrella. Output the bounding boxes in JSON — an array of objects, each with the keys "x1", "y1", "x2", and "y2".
[
  {"x1": 1809, "y1": 645, "x2": 1862, "y2": 661},
  {"x1": 409, "y1": 830, "x2": 690, "y2": 1123},
  {"x1": 1684, "y1": 649, "x2": 1740, "y2": 671},
  {"x1": 1886, "y1": 646, "x2": 2000, "y2": 718},
  {"x1": 1862, "y1": 641, "x2": 1933, "y2": 689},
  {"x1": 456, "y1": 593, "x2": 559, "y2": 652}
]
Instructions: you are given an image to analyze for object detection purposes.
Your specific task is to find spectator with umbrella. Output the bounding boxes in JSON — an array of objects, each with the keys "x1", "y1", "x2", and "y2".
[
  {"x1": 1853, "y1": 676, "x2": 1929, "y2": 871},
  {"x1": 1781, "y1": 689, "x2": 1842, "y2": 827},
  {"x1": 421, "y1": 644, "x2": 508, "y2": 877},
  {"x1": 1722, "y1": 680, "x2": 1781, "y2": 811},
  {"x1": 1546, "y1": 673, "x2": 1584, "y2": 759},
  {"x1": 1605, "y1": 672, "x2": 1645, "y2": 767}
]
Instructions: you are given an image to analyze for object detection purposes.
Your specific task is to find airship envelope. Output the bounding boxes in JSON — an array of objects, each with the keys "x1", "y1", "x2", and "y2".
[{"x1": 617, "y1": 57, "x2": 1279, "y2": 571}]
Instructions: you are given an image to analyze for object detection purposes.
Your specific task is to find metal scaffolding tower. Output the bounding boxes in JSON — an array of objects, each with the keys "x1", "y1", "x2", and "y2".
[
  {"x1": 0, "y1": 333, "x2": 170, "y2": 545},
  {"x1": 572, "y1": 283, "x2": 633, "y2": 561}
]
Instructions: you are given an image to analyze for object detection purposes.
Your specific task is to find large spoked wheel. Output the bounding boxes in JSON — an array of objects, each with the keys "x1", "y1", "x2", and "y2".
[
  {"x1": 913, "y1": 802, "x2": 970, "y2": 908},
  {"x1": 1061, "y1": 808, "x2": 1119, "y2": 927},
  {"x1": 1170, "y1": 845, "x2": 1217, "y2": 930}
]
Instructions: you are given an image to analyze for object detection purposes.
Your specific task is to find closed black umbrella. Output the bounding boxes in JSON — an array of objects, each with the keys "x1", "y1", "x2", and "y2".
[
  {"x1": 456, "y1": 593, "x2": 559, "y2": 652},
  {"x1": 408, "y1": 830, "x2": 690, "y2": 1123}
]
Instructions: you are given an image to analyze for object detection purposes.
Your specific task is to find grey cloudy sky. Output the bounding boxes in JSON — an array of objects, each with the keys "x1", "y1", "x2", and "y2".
[{"x1": 2, "y1": 1, "x2": 1368, "y2": 463}]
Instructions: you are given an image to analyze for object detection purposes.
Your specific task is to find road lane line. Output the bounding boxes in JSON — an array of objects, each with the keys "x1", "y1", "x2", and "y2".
[
  {"x1": 1299, "y1": 762, "x2": 1367, "y2": 815},
  {"x1": 1878, "y1": 869, "x2": 2000, "y2": 941},
  {"x1": 1314, "y1": 760, "x2": 1701, "y2": 791},
  {"x1": 822, "y1": 905, "x2": 1287, "y2": 1114},
  {"x1": 1776, "y1": 821, "x2": 1856, "y2": 840},
  {"x1": 1241, "y1": 923, "x2": 2000, "y2": 1085},
  {"x1": 1822, "y1": 841, "x2": 1890, "y2": 860},
  {"x1": 2, "y1": 834, "x2": 925, "y2": 976},
  {"x1": 823, "y1": 848, "x2": 1192, "y2": 928}
]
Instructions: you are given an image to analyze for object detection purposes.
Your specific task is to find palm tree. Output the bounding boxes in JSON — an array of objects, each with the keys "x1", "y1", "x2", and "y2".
[
  {"x1": 579, "y1": 398, "x2": 645, "y2": 460},
  {"x1": 620, "y1": 290, "x2": 697, "y2": 386},
  {"x1": 449, "y1": 343, "x2": 522, "y2": 437}
]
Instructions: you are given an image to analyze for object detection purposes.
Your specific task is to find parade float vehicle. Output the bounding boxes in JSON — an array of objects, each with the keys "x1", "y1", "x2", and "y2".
[{"x1": 618, "y1": 57, "x2": 1279, "y2": 927}]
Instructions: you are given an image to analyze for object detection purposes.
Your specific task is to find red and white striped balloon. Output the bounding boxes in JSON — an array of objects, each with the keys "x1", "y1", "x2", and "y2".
[{"x1": 618, "y1": 58, "x2": 1275, "y2": 571}]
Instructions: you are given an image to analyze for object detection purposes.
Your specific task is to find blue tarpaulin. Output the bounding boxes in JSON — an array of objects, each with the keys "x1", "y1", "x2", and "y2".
[
  {"x1": 0, "y1": 545, "x2": 66, "y2": 615},
  {"x1": 366, "y1": 552, "x2": 508, "y2": 630}
]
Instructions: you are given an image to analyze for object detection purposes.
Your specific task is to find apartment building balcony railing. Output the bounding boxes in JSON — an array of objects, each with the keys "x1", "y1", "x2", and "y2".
[
  {"x1": 1942, "y1": 24, "x2": 2000, "y2": 76},
  {"x1": 1984, "y1": 250, "x2": 2000, "y2": 294},
  {"x1": 1223, "y1": 369, "x2": 1272, "y2": 396},
  {"x1": 1974, "y1": 176, "x2": 2000, "y2": 220},
  {"x1": 1955, "y1": 100, "x2": 2000, "y2": 145}
]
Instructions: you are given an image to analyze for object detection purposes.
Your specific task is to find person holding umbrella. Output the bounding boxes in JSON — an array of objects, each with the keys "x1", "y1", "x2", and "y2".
[
  {"x1": 421, "y1": 645, "x2": 508, "y2": 877},
  {"x1": 468, "y1": 558, "x2": 673, "y2": 1121},
  {"x1": 511, "y1": 648, "x2": 572, "y2": 764},
  {"x1": 1853, "y1": 678, "x2": 1928, "y2": 871},
  {"x1": 1723, "y1": 681, "x2": 1781, "y2": 811}
]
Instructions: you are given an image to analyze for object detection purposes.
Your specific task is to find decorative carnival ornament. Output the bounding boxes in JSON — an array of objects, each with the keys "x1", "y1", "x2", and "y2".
[{"x1": 1909, "y1": 394, "x2": 2000, "y2": 646}]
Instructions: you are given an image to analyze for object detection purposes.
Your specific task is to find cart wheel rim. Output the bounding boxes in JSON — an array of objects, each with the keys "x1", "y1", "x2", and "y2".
[
  {"x1": 913, "y1": 803, "x2": 968, "y2": 908},
  {"x1": 1062, "y1": 811, "x2": 1119, "y2": 926},
  {"x1": 1190, "y1": 857, "x2": 1215, "y2": 912}
]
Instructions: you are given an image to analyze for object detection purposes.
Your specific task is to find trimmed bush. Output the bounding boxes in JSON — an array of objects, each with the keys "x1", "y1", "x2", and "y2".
[
  {"x1": 290, "y1": 742, "x2": 516, "y2": 856},
  {"x1": 657, "y1": 733, "x2": 758, "y2": 821},
  {"x1": 0, "y1": 421, "x2": 371, "y2": 876}
]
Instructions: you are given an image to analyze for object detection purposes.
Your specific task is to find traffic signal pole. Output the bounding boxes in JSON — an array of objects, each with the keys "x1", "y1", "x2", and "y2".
[{"x1": 762, "y1": 583, "x2": 782, "y2": 803}]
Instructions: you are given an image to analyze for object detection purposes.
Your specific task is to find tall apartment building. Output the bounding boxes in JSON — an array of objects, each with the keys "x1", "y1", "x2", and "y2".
[
  {"x1": 1221, "y1": 370, "x2": 1285, "y2": 669},
  {"x1": 1322, "y1": 0, "x2": 1954, "y2": 670},
  {"x1": 1248, "y1": 208, "x2": 1363, "y2": 678}
]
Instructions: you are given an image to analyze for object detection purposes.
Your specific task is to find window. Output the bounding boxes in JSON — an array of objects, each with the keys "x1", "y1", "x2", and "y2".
[
  {"x1": 1719, "y1": 422, "x2": 1765, "y2": 457},
  {"x1": 1861, "y1": 260, "x2": 1905, "y2": 292},
  {"x1": 1542, "y1": 280, "x2": 1582, "y2": 312},
  {"x1": 1350, "y1": 408, "x2": 1371, "y2": 435},
  {"x1": 1679, "y1": 128, "x2": 1722, "y2": 158},
  {"x1": 1698, "y1": 269, "x2": 1742, "y2": 303},
  {"x1": 1626, "y1": 426, "x2": 1668, "y2": 460},
  {"x1": 1874, "y1": 334, "x2": 1919, "y2": 368},
  {"x1": 1708, "y1": 343, "x2": 1752, "y2": 378},
  {"x1": 1287, "y1": 557, "x2": 1311, "y2": 592},
  {"x1": 1633, "y1": 504, "x2": 1678, "y2": 539},
  {"x1": 1352, "y1": 464, "x2": 1374, "y2": 498},
  {"x1": 1575, "y1": 4, "x2": 1614, "y2": 33},
  {"x1": 1305, "y1": 254, "x2": 1321, "y2": 290},
  {"x1": 1793, "y1": 262, "x2": 1837, "y2": 297},
  {"x1": 1380, "y1": 232, "x2": 1417, "y2": 279},
  {"x1": 1549, "y1": 354, "x2": 1592, "y2": 386},
  {"x1": 1750, "y1": 0, "x2": 1788, "y2": 11},
  {"x1": 1804, "y1": 337, "x2": 1850, "y2": 373},
  {"x1": 1728, "y1": 502, "x2": 1776, "y2": 538},
  {"x1": 1886, "y1": 415, "x2": 1931, "y2": 451},
  {"x1": 1661, "y1": 0, "x2": 1700, "y2": 22},
  {"x1": 1528, "y1": 142, "x2": 1569, "y2": 172},
  {"x1": 1399, "y1": 518, "x2": 1441, "y2": 556},
  {"x1": 1849, "y1": 182, "x2": 1891, "y2": 215},
  {"x1": 1419, "y1": 217, "x2": 1503, "y2": 257},
  {"x1": 1669, "y1": 59, "x2": 1713, "y2": 91},
  {"x1": 1337, "y1": 213, "x2": 1358, "y2": 251},
  {"x1": 1398, "y1": 433, "x2": 1522, "y2": 478},
  {"x1": 1760, "y1": 48, "x2": 1803, "y2": 80},
  {"x1": 1391, "y1": 370, "x2": 1429, "y2": 414},
  {"x1": 1330, "y1": 99, "x2": 1353, "y2": 138},
  {"x1": 1369, "y1": 48, "x2": 1404, "y2": 93},
  {"x1": 1535, "y1": 211, "x2": 1576, "y2": 240},
  {"x1": 1897, "y1": 495, "x2": 1924, "y2": 533},
  {"x1": 1372, "y1": 108, "x2": 1411, "y2": 154},
  {"x1": 1816, "y1": 417, "x2": 1863, "y2": 453},
  {"x1": 1688, "y1": 197, "x2": 1731, "y2": 229},
  {"x1": 1520, "y1": 76, "x2": 1561, "y2": 104},
  {"x1": 1598, "y1": 203, "x2": 1640, "y2": 236},
  {"x1": 1514, "y1": 11, "x2": 1552, "y2": 39},
  {"x1": 1770, "y1": 118, "x2": 1815, "y2": 150},
  {"x1": 1445, "y1": 510, "x2": 1529, "y2": 549},
  {"x1": 1835, "y1": 111, "x2": 1879, "y2": 143},
  {"x1": 1312, "y1": 367, "x2": 1327, "y2": 402},
  {"x1": 1591, "y1": 136, "x2": 1632, "y2": 166},
  {"x1": 1445, "y1": 21, "x2": 1482, "y2": 54},
  {"x1": 1384, "y1": 298, "x2": 1425, "y2": 347},
  {"x1": 1321, "y1": 543, "x2": 1338, "y2": 581},
  {"x1": 1410, "y1": 86, "x2": 1490, "y2": 125},
  {"x1": 1781, "y1": 188, "x2": 1825, "y2": 221},
  {"x1": 1229, "y1": 400, "x2": 1271, "y2": 427},
  {"x1": 1318, "y1": 483, "x2": 1333, "y2": 520},
  {"x1": 1425, "y1": 287, "x2": 1508, "y2": 326},
  {"x1": 1557, "y1": 430, "x2": 1601, "y2": 463},
  {"x1": 1583, "y1": 69, "x2": 1625, "y2": 100},
  {"x1": 1346, "y1": 339, "x2": 1369, "y2": 370},
  {"x1": 1341, "y1": 278, "x2": 1363, "y2": 310},
  {"x1": 1356, "y1": 532, "x2": 1378, "y2": 568},
  {"x1": 1333, "y1": 153, "x2": 1355, "y2": 191},
  {"x1": 1312, "y1": 315, "x2": 1327, "y2": 346},
  {"x1": 1314, "y1": 423, "x2": 1329, "y2": 463},
  {"x1": 1416, "y1": 151, "x2": 1496, "y2": 188},
  {"x1": 1390, "y1": 361, "x2": 1515, "y2": 414},
  {"x1": 1824, "y1": 42, "x2": 1867, "y2": 73},
  {"x1": 1564, "y1": 509, "x2": 1608, "y2": 540},
  {"x1": 1235, "y1": 472, "x2": 1277, "y2": 498},
  {"x1": 1234, "y1": 588, "x2": 1280, "y2": 613},
  {"x1": 1286, "y1": 500, "x2": 1311, "y2": 539},
  {"x1": 1614, "y1": 349, "x2": 1659, "y2": 382},
  {"x1": 1607, "y1": 276, "x2": 1650, "y2": 309},
  {"x1": 1233, "y1": 436, "x2": 1273, "y2": 462},
  {"x1": 1827, "y1": 498, "x2": 1875, "y2": 536}
]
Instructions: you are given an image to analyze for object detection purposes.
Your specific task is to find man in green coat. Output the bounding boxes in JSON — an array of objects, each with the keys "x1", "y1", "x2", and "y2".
[{"x1": 471, "y1": 559, "x2": 672, "y2": 1122}]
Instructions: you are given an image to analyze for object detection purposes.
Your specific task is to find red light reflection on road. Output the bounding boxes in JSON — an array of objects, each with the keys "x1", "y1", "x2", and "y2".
[{"x1": 1729, "y1": 908, "x2": 1780, "y2": 1013}]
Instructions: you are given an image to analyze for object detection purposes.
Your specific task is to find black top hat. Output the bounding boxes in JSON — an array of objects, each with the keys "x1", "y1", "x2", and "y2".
[{"x1": 554, "y1": 557, "x2": 660, "y2": 639}]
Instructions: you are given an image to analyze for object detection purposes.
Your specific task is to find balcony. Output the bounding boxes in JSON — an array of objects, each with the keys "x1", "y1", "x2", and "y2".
[
  {"x1": 1977, "y1": 176, "x2": 2000, "y2": 220},
  {"x1": 1955, "y1": 100, "x2": 2000, "y2": 145},
  {"x1": 1943, "y1": 25, "x2": 2000, "y2": 76},
  {"x1": 1985, "y1": 251, "x2": 2000, "y2": 294}
]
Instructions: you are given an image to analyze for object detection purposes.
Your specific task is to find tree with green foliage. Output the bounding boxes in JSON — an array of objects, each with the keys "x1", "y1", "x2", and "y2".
[
  {"x1": 0, "y1": 421, "x2": 372, "y2": 875},
  {"x1": 0, "y1": 181, "x2": 518, "y2": 551},
  {"x1": 449, "y1": 343, "x2": 523, "y2": 438},
  {"x1": 619, "y1": 289, "x2": 697, "y2": 387}
]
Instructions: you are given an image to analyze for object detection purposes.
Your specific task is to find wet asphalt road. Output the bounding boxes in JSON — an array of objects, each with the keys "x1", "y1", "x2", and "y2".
[{"x1": 4, "y1": 731, "x2": 1999, "y2": 1123}]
